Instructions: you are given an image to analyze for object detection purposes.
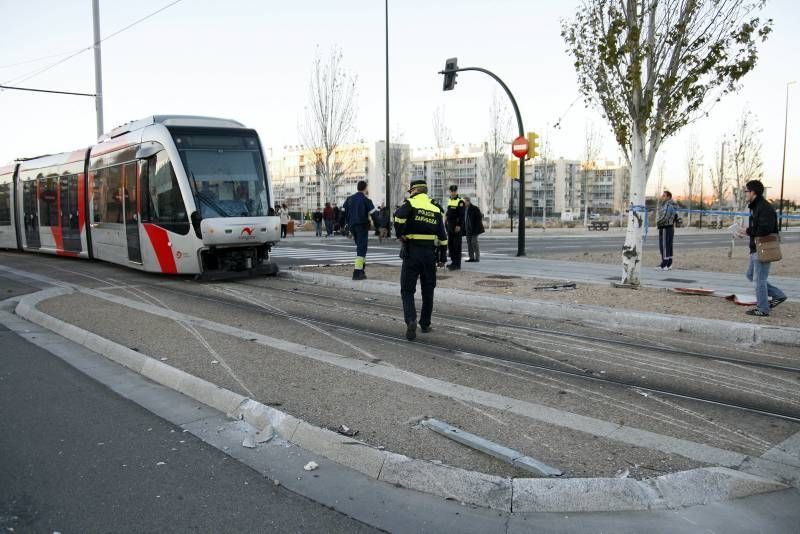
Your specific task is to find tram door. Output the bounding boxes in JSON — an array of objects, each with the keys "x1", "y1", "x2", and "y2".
[
  {"x1": 123, "y1": 162, "x2": 142, "y2": 263},
  {"x1": 22, "y1": 180, "x2": 40, "y2": 249},
  {"x1": 59, "y1": 174, "x2": 82, "y2": 252}
]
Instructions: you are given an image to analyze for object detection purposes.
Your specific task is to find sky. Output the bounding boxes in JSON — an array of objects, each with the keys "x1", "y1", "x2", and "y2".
[{"x1": 0, "y1": 0, "x2": 798, "y2": 200}]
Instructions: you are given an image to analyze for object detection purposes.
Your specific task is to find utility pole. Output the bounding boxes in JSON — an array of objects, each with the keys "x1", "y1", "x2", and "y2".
[
  {"x1": 779, "y1": 81, "x2": 796, "y2": 230},
  {"x1": 384, "y1": 0, "x2": 391, "y2": 210},
  {"x1": 92, "y1": 0, "x2": 104, "y2": 139}
]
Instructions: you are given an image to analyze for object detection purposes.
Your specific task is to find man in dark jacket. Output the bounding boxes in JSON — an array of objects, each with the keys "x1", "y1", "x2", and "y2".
[
  {"x1": 740, "y1": 180, "x2": 787, "y2": 316},
  {"x1": 463, "y1": 197, "x2": 485, "y2": 262},
  {"x1": 445, "y1": 184, "x2": 465, "y2": 270},
  {"x1": 345, "y1": 180, "x2": 382, "y2": 280},
  {"x1": 312, "y1": 206, "x2": 323, "y2": 237}
]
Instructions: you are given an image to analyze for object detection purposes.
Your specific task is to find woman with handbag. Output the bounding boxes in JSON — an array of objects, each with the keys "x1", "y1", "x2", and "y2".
[{"x1": 739, "y1": 180, "x2": 787, "y2": 316}]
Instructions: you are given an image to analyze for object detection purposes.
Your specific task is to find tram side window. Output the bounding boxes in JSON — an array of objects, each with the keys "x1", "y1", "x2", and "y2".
[
  {"x1": 38, "y1": 176, "x2": 58, "y2": 227},
  {"x1": 92, "y1": 165, "x2": 123, "y2": 224},
  {"x1": 141, "y1": 151, "x2": 189, "y2": 235},
  {"x1": 0, "y1": 182, "x2": 11, "y2": 226}
]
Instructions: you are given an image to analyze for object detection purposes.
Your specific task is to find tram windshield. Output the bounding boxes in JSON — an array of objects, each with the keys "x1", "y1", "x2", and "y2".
[{"x1": 172, "y1": 130, "x2": 269, "y2": 218}]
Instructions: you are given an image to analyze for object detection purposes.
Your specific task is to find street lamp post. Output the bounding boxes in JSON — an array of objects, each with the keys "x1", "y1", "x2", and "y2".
[
  {"x1": 697, "y1": 163, "x2": 704, "y2": 229},
  {"x1": 384, "y1": 0, "x2": 391, "y2": 211},
  {"x1": 779, "y1": 81, "x2": 796, "y2": 230}
]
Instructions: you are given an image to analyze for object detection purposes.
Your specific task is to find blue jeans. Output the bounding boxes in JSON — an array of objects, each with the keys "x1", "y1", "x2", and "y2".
[
  {"x1": 746, "y1": 252, "x2": 786, "y2": 314},
  {"x1": 314, "y1": 221, "x2": 322, "y2": 236},
  {"x1": 324, "y1": 219, "x2": 333, "y2": 236}
]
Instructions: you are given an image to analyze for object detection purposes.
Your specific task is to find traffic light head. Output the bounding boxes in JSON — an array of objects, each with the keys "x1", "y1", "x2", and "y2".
[
  {"x1": 442, "y1": 57, "x2": 458, "y2": 91},
  {"x1": 506, "y1": 159, "x2": 519, "y2": 180},
  {"x1": 527, "y1": 132, "x2": 540, "y2": 159}
]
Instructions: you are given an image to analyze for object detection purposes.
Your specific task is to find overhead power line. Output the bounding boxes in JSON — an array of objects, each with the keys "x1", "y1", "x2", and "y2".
[
  {"x1": 0, "y1": 84, "x2": 96, "y2": 97},
  {"x1": 1, "y1": 0, "x2": 184, "y2": 87}
]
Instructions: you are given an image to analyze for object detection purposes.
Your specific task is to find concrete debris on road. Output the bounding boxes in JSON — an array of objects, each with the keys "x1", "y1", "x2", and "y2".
[
  {"x1": 303, "y1": 461, "x2": 319, "y2": 471},
  {"x1": 242, "y1": 435, "x2": 256, "y2": 449},
  {"x1": 615, "y1": 468, "x2": 630, "y2": 479},
  {"x1": 336, "y1": 424, "x2": 358, "y2": 437},
  {"x1": 256, "y1": 425, "x2": 275, "y2": 443}
]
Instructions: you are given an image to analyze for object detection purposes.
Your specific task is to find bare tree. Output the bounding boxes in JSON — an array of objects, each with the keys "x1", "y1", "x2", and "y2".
[
  {"x1": 432, "y1": 106, "x2": 454, "y2": 198},
  {"x1": 729, "y1": 108, "x2": 763, "y2": 211},
  {"x1": 380, "y1": 133, "x2": 411, "y2": 209},
  {"x1": 582, "y1": 121, "x2": 602, "y2": 225},
  {"x1": 482, "y1": 94, "x2": 512, "y2": 231},
  {"x1": 562, "y1": 0, "x2": 772, "y2": 286},
  {"x1": 710, "y1": 139, "x2": 730, "y2": 227},
  {"x1": 685, "y1": 136, "x2": 702, "y2": 228},
  {"x1": 301, "y1": 47, "x2": 358, "y2": 204}
]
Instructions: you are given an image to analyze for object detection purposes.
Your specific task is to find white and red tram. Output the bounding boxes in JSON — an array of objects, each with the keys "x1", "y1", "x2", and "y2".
[{"x1": 0, "y1": 115, "x2": 281, "y2": 277}]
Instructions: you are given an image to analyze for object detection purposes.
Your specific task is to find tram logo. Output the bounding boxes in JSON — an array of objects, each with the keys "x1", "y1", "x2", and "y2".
[{"x1": 240, "y1": 226, "x2": 256, "y2": 240}]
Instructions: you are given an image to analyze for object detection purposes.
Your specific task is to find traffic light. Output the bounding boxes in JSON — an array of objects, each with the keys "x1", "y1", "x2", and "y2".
[
  {"x1": 506, "y1": 159, "x2": 519, "y2": 180},
  {"x1": 442, "y1": 57, "x2": 458, "y2": 91},
  {"x1": 527, "y1": 132, "x2": 539, "y2": 159}
]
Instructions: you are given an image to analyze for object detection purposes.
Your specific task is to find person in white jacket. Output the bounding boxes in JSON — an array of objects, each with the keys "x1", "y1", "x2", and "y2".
[{"x1": 278, "y1": 203, "x2": 290, "y2": 238}]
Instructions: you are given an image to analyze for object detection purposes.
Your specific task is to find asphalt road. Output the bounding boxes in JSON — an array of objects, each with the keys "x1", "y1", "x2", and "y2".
[
  {"x1": 271, "y1": 230, "x2": 800, "y2": 267},
  {"x1": 0, "y1": 324, "x2": 378, "y2": 534}
]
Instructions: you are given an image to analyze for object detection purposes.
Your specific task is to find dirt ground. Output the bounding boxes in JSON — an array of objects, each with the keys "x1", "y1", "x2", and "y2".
[
  {"x1": 297, "y1": 263, "x2": 800, "y2": 328},
  {"x1": 543, "y1": 241, "x2": 800, "y2": 277}
]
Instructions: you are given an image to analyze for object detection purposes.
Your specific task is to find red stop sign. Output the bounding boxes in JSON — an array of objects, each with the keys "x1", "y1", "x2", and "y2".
[{"x1": 511, "y1": 135, "x2": 528, "y2": 158}]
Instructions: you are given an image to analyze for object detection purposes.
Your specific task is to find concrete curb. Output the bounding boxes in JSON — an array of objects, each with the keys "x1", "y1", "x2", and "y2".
[
  {"x1": 280, "y1": 270, "x2": 800, "y2": 346},
  {"x1": 14, "y1": 288, "x2": 789, "y2": 513}
]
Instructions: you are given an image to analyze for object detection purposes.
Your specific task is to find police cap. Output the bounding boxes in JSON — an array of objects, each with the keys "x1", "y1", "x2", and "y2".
[{"x1": 408, "y1": 179, "x2": 427, "y2": 192}]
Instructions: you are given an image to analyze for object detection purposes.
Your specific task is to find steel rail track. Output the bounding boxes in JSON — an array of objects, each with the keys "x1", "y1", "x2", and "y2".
[
  {"x1": 146, "y1": 282, "x2": 800, "y2": 424},
  {"x1": 240, "y1": 281, "x2": 800, "y2": 375}
]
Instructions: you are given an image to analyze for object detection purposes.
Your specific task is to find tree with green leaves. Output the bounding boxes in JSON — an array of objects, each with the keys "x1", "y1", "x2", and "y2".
[{"x1": 562, "y1": 0, "x2": 772, "y2": 286}]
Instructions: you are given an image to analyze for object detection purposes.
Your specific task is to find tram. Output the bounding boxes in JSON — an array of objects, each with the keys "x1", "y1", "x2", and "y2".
[{"x1": 0, "y1": 115, "x2": 281, "y2": 277}]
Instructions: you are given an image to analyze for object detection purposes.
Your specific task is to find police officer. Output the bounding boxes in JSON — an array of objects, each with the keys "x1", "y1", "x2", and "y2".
[
  {"x1": 346, "y1": 180, "x2": 382, "y2": 280},
  {"x1": 394, "y1": 179, "x2": 448, "y2": 341},
  {"x1": 445, "y1": 184, "x2": 465, "y2": 270}
]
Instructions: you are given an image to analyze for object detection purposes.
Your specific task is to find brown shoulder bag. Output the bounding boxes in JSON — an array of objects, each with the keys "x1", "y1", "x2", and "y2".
[{"x1": 755, "y1": 233, "x2": 782, "y2": 262}]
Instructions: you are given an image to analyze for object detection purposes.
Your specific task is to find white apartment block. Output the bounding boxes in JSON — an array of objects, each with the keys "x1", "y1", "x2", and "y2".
[
  {"x1": 268, "y1": 142, "x2": 630, "y2": 218},
  {"x1": 267, "y1": 142, "x2": 413, "y2": 215}
]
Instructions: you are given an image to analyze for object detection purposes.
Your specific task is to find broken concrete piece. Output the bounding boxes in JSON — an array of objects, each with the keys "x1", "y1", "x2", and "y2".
[{"x1": 304, "y1": 461, "x2": 319, "y2": 471}]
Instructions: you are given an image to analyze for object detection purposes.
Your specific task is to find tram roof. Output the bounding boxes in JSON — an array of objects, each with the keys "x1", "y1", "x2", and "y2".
[{"x1": 100, "y1": 115, "x2": 248, "y2": 142}]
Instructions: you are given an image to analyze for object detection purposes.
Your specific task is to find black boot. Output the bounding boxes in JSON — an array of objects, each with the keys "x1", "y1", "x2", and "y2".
[
  {"x1": 352, "y1": 270, "x2": 366, "y2": 280},
  {"x1": 405, "y1": 321, "x2": 417, "y2": 341}
]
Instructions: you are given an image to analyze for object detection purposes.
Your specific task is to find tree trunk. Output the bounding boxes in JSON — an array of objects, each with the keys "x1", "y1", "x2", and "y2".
[{"x1": 621, "y1": 132, "x2": 650, "y2": 286}]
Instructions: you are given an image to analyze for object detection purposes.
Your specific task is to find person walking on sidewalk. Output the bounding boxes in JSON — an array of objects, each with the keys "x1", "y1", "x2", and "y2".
[
  {"x1": 656, "y1": 190, "x2": 678, "y2": 270},
  {"x1": 278, "y1": 204, "x2": 290, "y2": 239},
  {"x1": 312, "y1": 206, "x2": 323, "y2": 237},
  {"x1": 738, "y1": 180, "x2": 787, "y2": 316},
  {"x1": 463, "y1": 197, "x2": 484, "y2": 262},
  {"x1": 445, "y1": 184, "x2": 465, "y2": 270},
  {"x1": 346, "y1": 180, "x2": 382, "y2": 280},
  {"x1": 394, "y1": 179, "x2": 448, "y2": 341},
  {"x1": 323, "y1": 202, "x2": 334, "y2": 237}
]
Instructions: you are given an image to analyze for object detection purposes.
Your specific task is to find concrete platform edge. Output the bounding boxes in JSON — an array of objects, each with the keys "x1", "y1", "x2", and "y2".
[
  {"x1": 13, "y1": 288, "x2": 789, "y2": 513},
  {"x1": 280, "y1": 270, "x2": 800, "y2": 346}
]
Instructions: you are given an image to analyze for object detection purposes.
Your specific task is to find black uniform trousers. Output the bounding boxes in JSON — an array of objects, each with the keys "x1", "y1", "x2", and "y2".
[
  {"x1": 447, "y1": 222, "x2": 462, "y2": 267},
  {"x1": 400, "y1": 242, "x2": 437, "y2": 327}
]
